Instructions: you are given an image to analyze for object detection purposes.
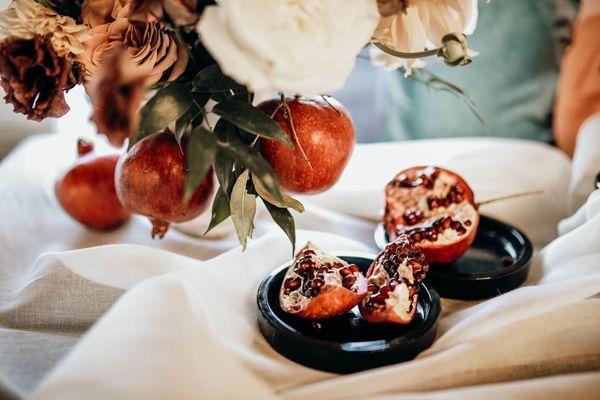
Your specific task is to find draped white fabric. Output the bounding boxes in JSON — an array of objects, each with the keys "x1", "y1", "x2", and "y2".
[{"x1": 0, "y1": 127, "x2": 598, "y2": 399}]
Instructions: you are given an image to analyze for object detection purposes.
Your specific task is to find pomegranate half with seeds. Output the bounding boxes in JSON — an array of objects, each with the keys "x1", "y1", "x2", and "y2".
[
  {"x1": 280, "y1": 243, "x2": 367, "y2": 319},
  {"x1": 383, "y1": 166, "x2": 479, "y2": 264},
  {"x1": 359, "y1": 235, "x2": 428, "y2": 324}
]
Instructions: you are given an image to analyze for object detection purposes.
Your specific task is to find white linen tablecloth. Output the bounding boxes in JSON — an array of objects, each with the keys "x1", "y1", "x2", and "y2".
[{"x1": 0, "y1": 130, "x2": 599, "y2": 399}]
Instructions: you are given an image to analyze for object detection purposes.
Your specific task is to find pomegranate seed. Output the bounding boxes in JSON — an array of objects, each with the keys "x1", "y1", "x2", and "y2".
[
  {"x1": 408, "y1": 259, "x2": 422, "y2": 270},
  {"x1": 343, "y1": 275, "x2": 356, "y2": 288},
  {"x1": 502, "y1": 256, "x2": 513, "y2": 266},
  {"x1": 426, "y1": 230, "x2": 438, "y2": 241}
]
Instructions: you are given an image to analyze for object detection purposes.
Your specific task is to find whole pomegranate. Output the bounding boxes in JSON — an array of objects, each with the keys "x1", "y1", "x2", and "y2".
[
  {"x1": 359, "y1": 235, "x2": 428, "y2": 324},
  {"x1": 115, "y1": 131, "x2": 214, "y2": 238},
  {"x1": 280, "y1": 242, "x2": 367, "y2": 319},
  {"x1": 258, "y1": 96, "x2": 355, "y2": 194},
  {"x1": 383, "y1": 166, "x2": 479, "y2": 264},
  {"x1": 55, "y1": 139, "x2": 130, "y2": 230}
]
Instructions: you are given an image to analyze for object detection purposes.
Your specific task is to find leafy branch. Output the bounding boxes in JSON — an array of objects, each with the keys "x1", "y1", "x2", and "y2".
[{"x1": 133, "y1": 64, "x2": 303, "y2": 252}]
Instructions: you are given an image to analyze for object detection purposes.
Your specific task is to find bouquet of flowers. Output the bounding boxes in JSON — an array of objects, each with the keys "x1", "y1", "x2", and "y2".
[{"x1": 0, "y1": 0, "x2": 477, "y2": 249}]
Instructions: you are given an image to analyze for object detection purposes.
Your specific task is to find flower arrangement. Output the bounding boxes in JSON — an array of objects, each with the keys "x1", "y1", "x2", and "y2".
[{"x1": 0, "y1": 0, "x2": 478, "y2": 249}]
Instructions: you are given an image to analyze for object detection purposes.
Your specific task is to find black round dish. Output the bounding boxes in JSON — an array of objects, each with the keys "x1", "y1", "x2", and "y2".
[
  {"x1": 374, "y1": 215, "x2": 533, "y2": 300},
  {"x1": 257, "y1": 253, "x2": 441, "y2": 374},
  {"x1": 595, "y1": 172, "x2": 600, "y2": 189}
]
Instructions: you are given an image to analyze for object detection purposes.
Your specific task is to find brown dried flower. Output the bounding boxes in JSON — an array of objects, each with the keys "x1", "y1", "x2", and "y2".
[
  {"x1": 0, "y1": 35, "x2": 74, "y2": 121},
  {"x1": 80, "y1": 1, "x2": 188, "y2": 85},
  {"x1": 129, "y1": 0, "x2": 200, "y2": 26},
  {"x1": 88, "y1": 46, "x2": 147, "y2": 146}
]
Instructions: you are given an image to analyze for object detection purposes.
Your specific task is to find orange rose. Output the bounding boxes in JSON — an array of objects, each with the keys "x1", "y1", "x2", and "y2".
[{"x1": 80, "y1": 0, "x2": 188, "y2": 85}]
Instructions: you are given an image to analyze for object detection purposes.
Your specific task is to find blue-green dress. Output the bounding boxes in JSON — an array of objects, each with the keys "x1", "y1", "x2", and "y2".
[{"x1": 383, "y1": 0, "x2": 577, "y2": 143}]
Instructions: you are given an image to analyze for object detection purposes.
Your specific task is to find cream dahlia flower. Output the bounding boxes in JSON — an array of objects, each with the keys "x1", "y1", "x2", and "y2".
[
  {"x1": 0, "y1": 0, "x2": 90, "y2": 58},
  {"x1": 371, "y1": 0, "x2": 478, "y2": 74}
]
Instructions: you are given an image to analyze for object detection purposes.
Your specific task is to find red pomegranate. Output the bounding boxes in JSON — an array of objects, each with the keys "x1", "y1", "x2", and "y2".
[
  {"x1": 55, "y1": 139, "x2": 130, "y2": 230},
  {"x1": 258, "y1": 96, "x2": 355, "y2": 194},
  {"x1": 115, "y1": 131, "x2": 214, "y2": 238},
  {"x1": 280, "y1": 243, "x2": 367, "y2": 319},
  {"x1": 383, "y1": 166, "x2": 479, "y2": 264},
  {"x1": 359, "y1": 235, "x2": 428, "y2": 324}
]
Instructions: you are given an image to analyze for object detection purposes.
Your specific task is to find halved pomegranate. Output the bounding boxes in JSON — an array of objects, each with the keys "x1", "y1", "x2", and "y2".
[
  {"x1": 383, "y1": 166, "x2": 479, "y2": 264},
  {"x1": 279, "y1": 243, "x2": 367, "y2": 319},
  {"x1": 359, "y1": 235, "x2": 428, "y2": 324}
]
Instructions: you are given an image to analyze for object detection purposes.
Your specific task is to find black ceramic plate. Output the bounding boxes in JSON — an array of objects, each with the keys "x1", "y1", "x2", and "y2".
[
  {"x1": 375, "y1": 215, "x2": 533, "y2": 300},
  {"x1": 257, "y1": 253, "x2": 441, "y2": 374}
]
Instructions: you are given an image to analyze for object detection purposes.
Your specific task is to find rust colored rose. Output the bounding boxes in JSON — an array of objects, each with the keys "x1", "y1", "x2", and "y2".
[
  {"x1": 80, "y1": 1, "x2": 188, "y2": 85},
  {"x1": 88, "y1": 47, "x2": 146, "y2": 147},
  {"x1": 82, "y1": 0, "x2": 128, "y2": 27},
  {"x1": 0, "y1": 36, "x2": 74, "y2": 121},
  {"x1": 129, "y1": 0, "x2": 202, "y2": 26}
]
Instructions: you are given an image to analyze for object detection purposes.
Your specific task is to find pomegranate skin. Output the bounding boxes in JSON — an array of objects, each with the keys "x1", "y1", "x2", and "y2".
[
  {"x1": 115, "y1": 132, "x2": 214, "y2": 238},
  {"x1": 258, "y1": 96, "x2": 355, "y2": 194},
  {"x1": 55, "y1": 153, "x2": 130, "y2": 230}
]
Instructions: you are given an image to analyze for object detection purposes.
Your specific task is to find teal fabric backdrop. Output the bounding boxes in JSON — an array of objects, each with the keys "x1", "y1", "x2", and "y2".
[{"x1": 383, "y1": 0, "x2": 576, "y2": 143}]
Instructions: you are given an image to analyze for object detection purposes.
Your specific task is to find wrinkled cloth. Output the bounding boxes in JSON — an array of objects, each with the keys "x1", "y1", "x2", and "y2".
[{"x1": 0, "y1": 133, "x2": 598, "y2": 399}]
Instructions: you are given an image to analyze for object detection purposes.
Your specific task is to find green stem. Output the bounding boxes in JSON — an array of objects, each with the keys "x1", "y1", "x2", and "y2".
[{"x1": 373, "y1": 42, "x2": 439, "y2": 59}]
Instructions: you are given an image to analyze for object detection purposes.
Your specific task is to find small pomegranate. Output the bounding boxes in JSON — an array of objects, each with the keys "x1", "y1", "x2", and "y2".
[
  {"x1": 359, "y1": 235, "x2": 428, "y2": 324},
  {"x1": 383, "y1": 166, "x2": 479, "y2": 264},
  {"x1": 115, "y1": 131, "x2": 214, "y2": 238},
  {"x1": 280, "y1": 243, "x2": 367, "y2": 319},
  {"x1": 258, "y1": 96, "x2": 355, "y2": 194},
  {"x1": 55, "y1": 139, "x2": 130, "y2": 230}
]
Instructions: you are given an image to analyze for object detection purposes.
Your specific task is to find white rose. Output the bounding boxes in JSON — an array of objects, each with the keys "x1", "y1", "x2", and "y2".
[{"x1": 197, "y1": 0, "x2": 379, "y2": 95}]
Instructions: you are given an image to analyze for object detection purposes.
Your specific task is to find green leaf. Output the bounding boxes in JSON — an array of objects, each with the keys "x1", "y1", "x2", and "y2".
[
  {"x1": 210, "y1": 91, "x2": 230, "y2": 103},
  {"x1": 175, "y1": 104, "x2": 202, "y2": 146},
  {"x1": 214, "y1": 151, "x2": 234, "y2": 196},
  {"x1": 252, "y1": 175, "x2": 304, "y2": 213},
  {"x1": 212, "y1": 97, "x2": 292, "y2": 147},
  {"x1": 133, "y1": 84, "x2": 194, "y2": 145},
  {"x1": 184, "y1": 126, "x2": 217, "y2": 203},
  {"x1": 217, "y1": 137, "x2": 283, "y2": 204},
  {"x1": 192, "y1": 92, "x2": 211, "y2": 108},
  {"x1": 264, "y1": 201, "x2": 296, "y2": 255},
  {"x1": 230, "y1": 170, "x2": 256, "y2": 249},
  {"x1": 205, "y1": 185, "x2": 231, "y2": 235},
  {"x1": 193, "y1": 65, "x2": 243, "y2": 92}
]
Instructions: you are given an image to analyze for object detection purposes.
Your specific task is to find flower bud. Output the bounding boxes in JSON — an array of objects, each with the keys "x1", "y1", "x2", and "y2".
[{"x1": 438, "y1": 33, "x2": 476, "y2": 67}]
